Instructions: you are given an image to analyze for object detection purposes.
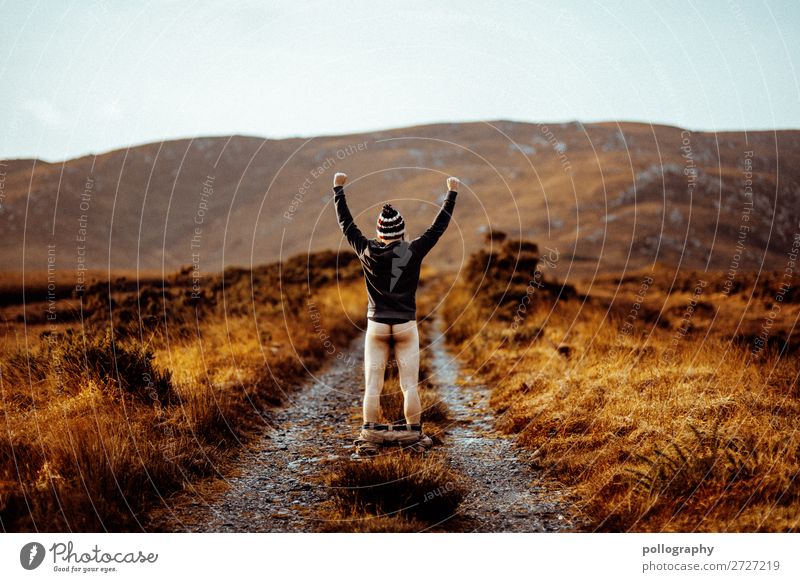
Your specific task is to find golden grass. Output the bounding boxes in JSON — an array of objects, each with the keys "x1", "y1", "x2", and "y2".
[
  {"x1": 0, "y1": 251, "x2": 366, "y2": 531},
  {"x1": 442, "y1": 245, "x2": 800, "y2": 532},
  {"x1": 323, "y1": 452, "x2": 464, "y2": 529}
]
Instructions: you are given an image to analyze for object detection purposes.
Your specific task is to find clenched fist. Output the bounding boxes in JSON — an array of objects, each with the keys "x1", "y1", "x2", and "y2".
[
  {"x1": 334, "y1": 172, "x2": 348, "y2": 187},
  {"x1": 447, "y1": 176, "x2": 459, "y2": 192}
]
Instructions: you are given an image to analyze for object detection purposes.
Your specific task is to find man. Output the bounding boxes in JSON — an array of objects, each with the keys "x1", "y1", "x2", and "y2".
[{"x1": 332, "y1": 171, "x2": 459, "y2": 455}]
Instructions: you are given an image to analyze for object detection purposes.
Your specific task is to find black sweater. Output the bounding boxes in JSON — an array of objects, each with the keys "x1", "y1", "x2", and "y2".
[{"x1": 334, "y1": 185, "x2": 457, "y2": 320}]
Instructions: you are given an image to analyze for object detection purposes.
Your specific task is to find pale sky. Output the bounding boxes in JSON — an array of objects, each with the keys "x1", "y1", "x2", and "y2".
[{"x1": 2, "y1": 0, "x2": 799, "y2": 161}]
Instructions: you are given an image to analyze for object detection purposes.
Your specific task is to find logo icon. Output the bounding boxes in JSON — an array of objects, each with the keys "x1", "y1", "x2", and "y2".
[
  {"x1": 390, "y1": 242, "x2": 412, "y2": 291},
  {"x1": 20, "y1": 542, "x2": 46, "y2": 570}
]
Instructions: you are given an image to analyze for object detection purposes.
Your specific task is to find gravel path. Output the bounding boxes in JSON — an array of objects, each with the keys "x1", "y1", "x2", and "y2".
[
  {"x1": 424, "y1": 318, "x2": 576, "y2": 532},
  {"x1": 149, "y1": 334, "x2": 366, "y2": 532},
  {"x1": 149, "y1": 318, "x2": 579, "y2": 532}
]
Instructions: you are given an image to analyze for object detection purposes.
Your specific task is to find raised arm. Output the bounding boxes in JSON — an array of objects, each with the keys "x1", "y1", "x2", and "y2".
[
  {"x1": 332, "y1": 172, "x2": 369, "y2": 256},
  {"x1": 410, "y1": 176, "x2": 459, "y2": 258}
]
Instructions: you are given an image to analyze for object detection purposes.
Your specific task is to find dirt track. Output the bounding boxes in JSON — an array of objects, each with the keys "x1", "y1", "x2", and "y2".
[{"x1": 149, "y1": 318, "x2": 579, "y2": 532}]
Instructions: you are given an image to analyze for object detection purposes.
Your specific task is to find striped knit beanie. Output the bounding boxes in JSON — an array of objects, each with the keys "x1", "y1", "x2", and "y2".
[{"x1": 376, "y1": 203, "x2": 405, "y2": 240}]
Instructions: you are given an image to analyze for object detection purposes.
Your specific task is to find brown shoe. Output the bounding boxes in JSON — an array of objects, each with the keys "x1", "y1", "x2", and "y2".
[
  {"x1": 408, "y1": 431, "x2": 433, "y2": 451},
  {"x1": 353, "y1": 438, "x2": 380, "y2": 457}
]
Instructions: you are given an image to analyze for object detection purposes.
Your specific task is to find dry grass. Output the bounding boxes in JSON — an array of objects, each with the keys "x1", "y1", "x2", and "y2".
[
  {"x1": 0, "y1": 251, "x2": 366, "y2": 531},
  {"x1": 442, "y1": 239, "x2": 800, "y2": 532},
  {"x1": 319, "y1": 311, "x2": 464, "y2": 532},
  {"x1": 323, "y1": 452, "x2": 464, "y2": 530}
]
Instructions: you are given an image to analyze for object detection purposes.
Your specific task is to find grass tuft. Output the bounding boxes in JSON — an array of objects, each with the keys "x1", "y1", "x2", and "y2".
[{"x1": 324, "y1": 453, "x2": 464, "y2": 526}]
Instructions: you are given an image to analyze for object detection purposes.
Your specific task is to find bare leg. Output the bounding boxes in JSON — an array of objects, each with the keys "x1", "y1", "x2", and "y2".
[
  {"x1": 363, "y1": 320, "x2": 391, "y2": 423},
  {"x1": 392, "y1": 320, "x2": 421, "y2": 425}
]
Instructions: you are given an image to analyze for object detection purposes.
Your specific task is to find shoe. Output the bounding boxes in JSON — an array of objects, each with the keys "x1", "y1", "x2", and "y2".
[
  {"x1": 405, "y1": 432, "x2": 433, "y2": 453},
  {"x1": 354, "y1": 423, "x2": 433, "y2": 454},
  {"x1": 353, "y1": 438, "x2": 380, "y2": 457}
]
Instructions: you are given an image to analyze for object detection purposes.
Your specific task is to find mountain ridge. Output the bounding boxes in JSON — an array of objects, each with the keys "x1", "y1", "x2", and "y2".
[{"x1": 2, "y1": 120, "x2": 798, "y2": 283}]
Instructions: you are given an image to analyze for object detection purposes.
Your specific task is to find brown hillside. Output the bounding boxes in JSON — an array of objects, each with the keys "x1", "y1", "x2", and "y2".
[{"x1": 2, "y1": 121, "x2": 798, "y2": 284}]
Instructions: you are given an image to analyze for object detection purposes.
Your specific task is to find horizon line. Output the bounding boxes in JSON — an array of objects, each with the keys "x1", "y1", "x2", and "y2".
[{"x1": 4, "y1": 117, "x2": 800, "y2": 165}]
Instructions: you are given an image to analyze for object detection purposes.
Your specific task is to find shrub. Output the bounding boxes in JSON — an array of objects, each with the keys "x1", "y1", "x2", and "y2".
[{"x1": 48, "y1": 328, "x2": 173, "y2": 405}]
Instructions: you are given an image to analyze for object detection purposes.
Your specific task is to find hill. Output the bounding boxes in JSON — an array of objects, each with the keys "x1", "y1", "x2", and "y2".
[{"x1": 2, "y1": 121, "x2": 798, "y2": 283}]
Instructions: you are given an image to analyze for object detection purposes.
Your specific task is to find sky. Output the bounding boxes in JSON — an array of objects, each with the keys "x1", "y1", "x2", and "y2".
[{"x1": 2, "y1": 0, "x2": 799, "y2": 161}]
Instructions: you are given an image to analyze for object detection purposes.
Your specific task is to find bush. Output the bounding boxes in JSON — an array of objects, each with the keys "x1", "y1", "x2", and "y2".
[{"x1": 48, "y1": 328, "x2": 173, "y2": 405}]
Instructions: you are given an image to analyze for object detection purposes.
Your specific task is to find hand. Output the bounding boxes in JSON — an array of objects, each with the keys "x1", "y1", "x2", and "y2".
[
  {"x1": 334, "y1": 172, "x2": 348, "y2": 187},
  {"x1": 446, "y1": 176, "x2": 459, "y2": 192}
]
